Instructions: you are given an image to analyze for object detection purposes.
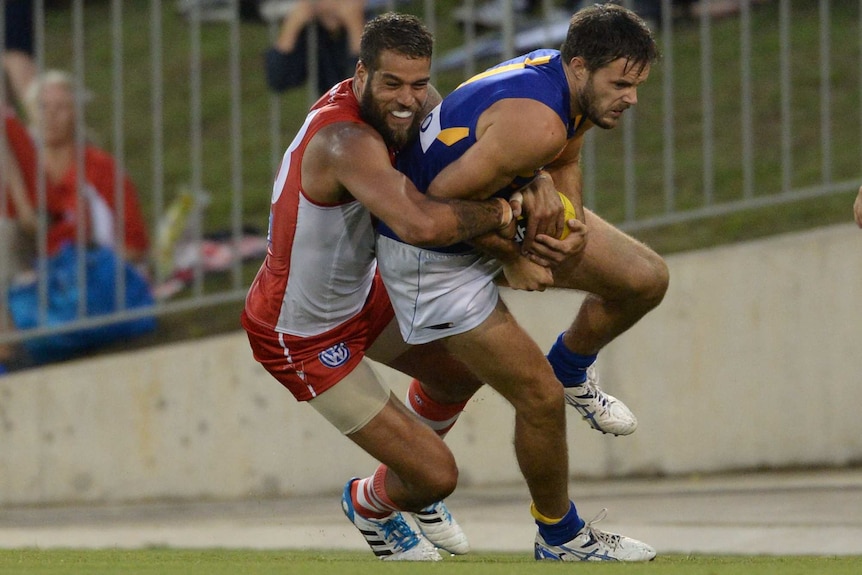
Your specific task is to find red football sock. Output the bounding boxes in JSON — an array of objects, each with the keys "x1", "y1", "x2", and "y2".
[
  {"x1": 351, "y1": 465, "x2": 399, "y2": 519},
  {"x1": 405, "y1": 379, "x2": 468, "y2": 438}
]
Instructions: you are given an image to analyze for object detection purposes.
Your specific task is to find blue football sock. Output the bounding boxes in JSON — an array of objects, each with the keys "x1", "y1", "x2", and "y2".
[
  {"x1": 546, "y1": 332, "x2": 596, "y2": 387},
  {"x1": 535, "y1": 501, "x2": 585, "y2": 546}
]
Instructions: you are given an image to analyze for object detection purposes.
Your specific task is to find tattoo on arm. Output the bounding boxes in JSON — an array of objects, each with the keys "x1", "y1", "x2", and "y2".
[{"x1": 450, "y1": 199, "x2": 507, "y2": 243}]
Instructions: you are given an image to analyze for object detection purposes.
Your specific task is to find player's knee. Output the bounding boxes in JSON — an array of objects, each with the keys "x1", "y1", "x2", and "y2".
[
  {"x1": 514, "y1": 379, "x2": 565, "y2": 425},
  {"x1": 418, "y1": 452, "x2": 458, "y2": 502},
  {"x1": 645, "y1": 255, "x2": 669, "y2": 303},
  {"x1": 631, "y1": 252, "x2": 669, "y2": 308}
]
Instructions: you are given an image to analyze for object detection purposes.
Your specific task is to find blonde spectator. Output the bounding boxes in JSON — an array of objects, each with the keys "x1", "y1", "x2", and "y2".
[
  {"x1": 24, "y1": 70, "x2": 150, "y2": 265},
  {"x1": 0, "y1": 71, "x2": 155, "y2": 370}
]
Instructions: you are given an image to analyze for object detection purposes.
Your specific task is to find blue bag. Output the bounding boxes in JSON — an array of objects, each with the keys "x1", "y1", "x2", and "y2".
[{"x1": 7, "y1": 243, "x2": 157, "y2": 364}]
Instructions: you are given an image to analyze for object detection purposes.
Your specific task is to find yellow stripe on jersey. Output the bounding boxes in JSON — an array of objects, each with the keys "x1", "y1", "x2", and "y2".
[
  {"x1": 437, "y1": 127, "x2": 470, "y2": 146},
  {"x1": 456, "y1": 54, "x2": 554, "y2": 90}
]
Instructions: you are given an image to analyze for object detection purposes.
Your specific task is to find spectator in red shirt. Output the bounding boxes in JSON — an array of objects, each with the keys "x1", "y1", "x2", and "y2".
[
  {"x1": 25, "y1": 69, "x2": 149, "y2": 265},
  {"x1": 1, "y1": 71, "x2": 155, "y2": 370}
]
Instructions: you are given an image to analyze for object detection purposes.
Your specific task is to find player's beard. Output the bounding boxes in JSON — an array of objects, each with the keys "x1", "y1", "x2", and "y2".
[
  {"x1": 577, "y1": 76, "x2": 619, "y2": 130},
  {"x1": 359, "y1": 84, "x2": 420, "y2": 151}
]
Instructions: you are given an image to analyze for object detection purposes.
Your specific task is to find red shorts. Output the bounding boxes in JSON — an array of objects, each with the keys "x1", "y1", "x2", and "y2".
[{"x1": 241, "y1": 274, "x2": 394, "y2": 401}]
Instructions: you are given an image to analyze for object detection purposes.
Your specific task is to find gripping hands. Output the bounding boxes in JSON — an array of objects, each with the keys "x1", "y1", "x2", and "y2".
[{"x1": 512, "y1": 174, "x2": 587, "y2": 270}]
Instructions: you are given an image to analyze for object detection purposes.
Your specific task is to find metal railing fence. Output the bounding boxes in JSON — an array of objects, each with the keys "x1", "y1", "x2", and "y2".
[{"x1": 0, "y1": 0, "x2": 858, "y2": 361}]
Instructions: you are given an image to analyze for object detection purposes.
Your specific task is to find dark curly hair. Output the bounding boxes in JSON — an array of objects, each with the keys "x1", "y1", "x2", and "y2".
[
  {"x1": 359, "y1": 12, "x2": 434, "y2": 72},
  {"x1": 560, "y1": 3, "x2": 659, "y2": 74}
]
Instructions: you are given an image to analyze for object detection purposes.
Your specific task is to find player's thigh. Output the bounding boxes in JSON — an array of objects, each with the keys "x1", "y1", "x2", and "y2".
[
  {"x1": 554, "y1": 208, "x2": 666, "y2": 297},
  {"x1": 365, "y1": 317, "x2": 411, "y2": 366},
  {"x1": 388, "y1": 340, "x2": 484, "y2": 404},
  {"x1": 368, "y1": 317, "x2": 482, "y2": 404},
  {"x1": 442, "y1": 300, "x2": 561, "y2": 409},
  {"x1": 308, "y1": 358, "x2": 391, "y2": 435},
  {"x1": 309, "y1": 349, "x2": 455, "y2": 471}
]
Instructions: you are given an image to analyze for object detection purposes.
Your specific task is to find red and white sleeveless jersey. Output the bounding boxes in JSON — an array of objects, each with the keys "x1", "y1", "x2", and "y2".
[{"x1": 244, "y1": 80, "x2": 377, "y2": 336}]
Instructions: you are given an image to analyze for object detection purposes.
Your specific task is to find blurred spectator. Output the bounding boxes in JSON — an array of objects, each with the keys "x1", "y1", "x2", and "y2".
[
  {"x1": 176, "y1": 0, "x2": 264, "y2": 23},
  {"x1": 0, "y1": 70, "x2": 156, "y2": 370},
  {"x1": 264, "y1": 0, "x2": 366, "y2": 95},
  {"x1": 3, "y1": 0, "x2": 38, "y2": 120},
  {"x1": 24, "y1": 70, "x2": 150, "y2": 266}
]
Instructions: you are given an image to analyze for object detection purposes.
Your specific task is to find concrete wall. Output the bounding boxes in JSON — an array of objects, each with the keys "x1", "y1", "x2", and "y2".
[{"x1": 1, "y1": 224, "x2": 860, "y2": 506}]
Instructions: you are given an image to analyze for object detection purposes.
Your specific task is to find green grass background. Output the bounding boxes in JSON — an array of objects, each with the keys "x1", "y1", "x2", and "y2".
[
  {"x1": 1, "y1": 550, "x2": 861, "y2": 575},
  {"x1": 12, "y1": 6, "x2": 860, "y2": 571},
  {"x1": 33, "y1": 1, "x2": 862, "y2": 339},
  {"x1": 39, "y1": 0, "x2": 862, "y2": 251}
]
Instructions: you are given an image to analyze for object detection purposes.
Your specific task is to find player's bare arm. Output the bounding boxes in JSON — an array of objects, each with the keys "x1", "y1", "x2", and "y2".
[
  {"x1": 464, "y1": 174, "x2": 585, "y2": 291},
  {"x1": 418, "y1": 99, "x2": 583, "y2": 289},
  {"x1": 427, "y1": 99, "x2": 568, "y2": 203},
  {"x1": 310, "y1": 121, "x2": 512, "y2": 247},
  {"x1": 517, "y1": 171, "x2": 568, "y2": 251},
  {"x1": 424, "y1": 98, "x2": 581, "y2": 264},
  {"x1": 545, "y1": 133, "x2": 587, "y2": 220},
  {"x1": 527, "y1": 134, "x2": 590, "y2": 265},
  {"x1": 509, "y1": 116, "x2": 593, "y2": 254}
]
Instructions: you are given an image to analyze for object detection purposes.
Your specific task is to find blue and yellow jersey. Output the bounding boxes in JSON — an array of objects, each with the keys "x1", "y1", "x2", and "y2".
[{"x1": 381, "y1": 49, "x2": 580, "y2": 250}]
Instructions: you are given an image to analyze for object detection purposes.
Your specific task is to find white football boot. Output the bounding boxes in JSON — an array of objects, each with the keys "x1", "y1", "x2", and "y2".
[
  {"x1": 341, "y1": 479, "x2": 441, "y2": 561},
  {"x1": 534, "y1": 509, "x2": 656, "y2": 562},
  {"x1": 411, "y1": 500, "x2": 471, "y2": 555},
  {"x1": 563, "y1": 365, "x2": 638, "y2": 436}
]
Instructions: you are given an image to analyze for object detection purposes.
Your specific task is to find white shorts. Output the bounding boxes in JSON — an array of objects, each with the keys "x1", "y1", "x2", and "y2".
[{"x1": 376, "y1": 235, "x2": 503, "y2": 344}]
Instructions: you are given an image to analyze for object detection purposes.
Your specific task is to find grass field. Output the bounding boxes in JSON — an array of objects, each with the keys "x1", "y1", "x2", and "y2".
[{"x1": 1, "y1": 550, "x2": 861, "y2": 575}]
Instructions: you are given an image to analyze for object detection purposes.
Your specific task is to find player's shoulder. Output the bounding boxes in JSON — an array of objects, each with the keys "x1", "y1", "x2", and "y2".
[
  {"x1": 318, "y1": 117, "x2": 383, "y2": 151},
  {"x1": 307, "y1": 94, "x2": 380, "y2": 156}
]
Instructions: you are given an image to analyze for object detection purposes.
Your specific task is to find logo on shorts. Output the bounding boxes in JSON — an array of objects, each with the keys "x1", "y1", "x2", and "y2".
[{"x1": 319, "y1": 343, "x2": 350, "y2": 368}]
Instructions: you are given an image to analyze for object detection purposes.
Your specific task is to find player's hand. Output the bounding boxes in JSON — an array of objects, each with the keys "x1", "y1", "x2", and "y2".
[
  {"x1": 508, "y1": 191, "x2": 524, "y2": 219},
  {"x1": 496, "y1": 191, "x2": 523, "y2": 240},
  {"x1": 854, "y1": 185, "x2": 862, "y2": 228},
  {"x1": 499, "y1": 256, "x2": 553, "y2": 291},
  {"x1": 518, "y1": 172, "x2": 565, "y2": 251},
  {"x1": 524, "y1": 218, "x2": 588, "y2": 268}
]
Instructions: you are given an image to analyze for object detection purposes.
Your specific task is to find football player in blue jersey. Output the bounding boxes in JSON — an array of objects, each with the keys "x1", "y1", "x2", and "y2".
[{"x1": 376, "y1": 3, "x2": 665, "y2": 561}]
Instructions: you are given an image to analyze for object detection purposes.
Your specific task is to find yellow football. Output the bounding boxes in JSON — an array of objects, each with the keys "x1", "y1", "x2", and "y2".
[
  {"x1": 515, "y1": 191, "x2": 577, "y2": 243},
  {"x1": 557, "y1": 192, "x2": 577, "y2": 240}
]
